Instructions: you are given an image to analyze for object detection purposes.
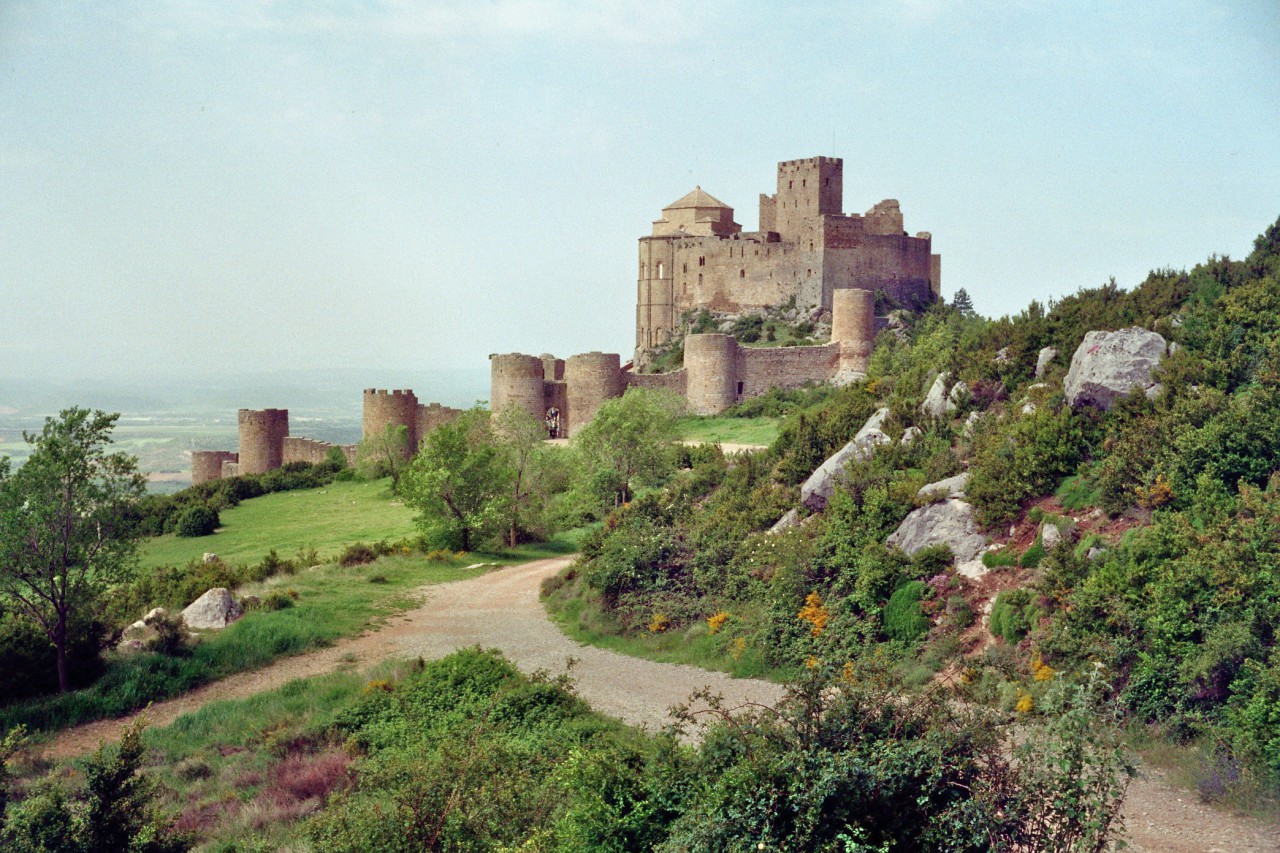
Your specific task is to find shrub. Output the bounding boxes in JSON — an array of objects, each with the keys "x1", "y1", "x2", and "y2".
[
  {"x1": 262, "y1": 590, "x2": 296, "y2": 611},
  {"x1": 338, "y1": 542, "x2": 377, "y2": 568},
  {"x1": 1019, "y1": 541, "x2": 1046, "y2": 568},
  {"x1": 989, "y1": 588, "x2": 1040, "y2": 644},
  {"x1": 174, "y1": 504, "x2": 219, "y2": 538},
  {"x1": 883, "y1": 581, "x2": 930, "y2": 643},
  {"x1": 982, "y1": 547, "x2": 1020, "y2": 569}
]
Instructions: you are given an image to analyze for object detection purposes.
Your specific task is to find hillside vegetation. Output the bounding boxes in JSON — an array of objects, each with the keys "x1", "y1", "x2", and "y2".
[{"x1": 551, "y1": 217, "x2": 1280, "y2": 799}]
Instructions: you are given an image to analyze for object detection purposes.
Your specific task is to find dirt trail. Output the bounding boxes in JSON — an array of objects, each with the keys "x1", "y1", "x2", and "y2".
[{"x1": 42, "y1": 557, "x2": 1280, "y2": 850}]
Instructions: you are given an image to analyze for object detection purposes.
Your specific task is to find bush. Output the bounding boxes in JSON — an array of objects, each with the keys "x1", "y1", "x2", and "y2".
[
  {"x1": 174, "y1": 504, "x2": 219, "y2": 538},
  {"x1": 338, "y1": 543, "x2": 377, "y2": 568},
  {"x1": 262, "y1": 590, "x2": 296, "y2": 611},
  {"x1": 989, "y1": 588, "x2": 1040, "y2": 644},
  {"x1": 883, "y1": 581, "x2": 930, "y2": 643}
]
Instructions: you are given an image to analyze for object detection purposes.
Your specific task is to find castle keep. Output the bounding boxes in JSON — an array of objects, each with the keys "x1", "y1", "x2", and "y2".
[
  {"x1": 193, "y1": 155, "x2": 938, "y2": 481},
  {"x1": 635, "y1": 156, "x2": 939, "y2": 367}
]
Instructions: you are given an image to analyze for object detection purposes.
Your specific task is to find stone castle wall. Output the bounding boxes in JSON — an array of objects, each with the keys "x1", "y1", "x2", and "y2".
[
  {"x1": 192, "y1": 450, "x2": 237, "y2": 486},
  {"x1": 564, "y1": 352, "x2": 623, "y2": 437}
]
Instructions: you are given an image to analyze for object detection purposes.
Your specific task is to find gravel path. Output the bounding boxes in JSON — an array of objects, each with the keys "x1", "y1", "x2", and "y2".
[{"x1": 41, "y1": 556, "x2": 1280, "y2": 850}]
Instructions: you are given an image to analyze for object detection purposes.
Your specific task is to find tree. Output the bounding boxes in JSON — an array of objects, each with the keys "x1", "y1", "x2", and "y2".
[
  {"x1": 574, "y1": 388, "x2": 683, "y2": 509},
  {"x1": 399, "y1": 409, "x2": 509, "y2": 551},
  {"x1": 493, "y1": 407, "x2": 555, "y2": 548},
  {"x1": 0, "y1": 409, "x2": 144, "y2": 693},
  {"x1": 354, "y1": 423, "x2": 411, "y2": 488},
  {"x1": 951, "y1": 287, "x2": 975, "y2": 315}
]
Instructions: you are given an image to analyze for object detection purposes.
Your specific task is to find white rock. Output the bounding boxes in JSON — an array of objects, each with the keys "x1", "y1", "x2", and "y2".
[
  {"x1": 994, "y1": 347, "x2": 1011, "y2": 363},
  {"x1": 946, "y1": 380, "x2": 969, "y2": 413},
  {"x1": 1041, "y1": 520, "x2": 1077, "y2": 550},
  {"x1": 181, "y1": 588, "x2": 244, "y2": 630},
  {"x1": 1021, "y1": 402, "x2": 1036, "y2": 415},
  {"x1": 799, "y1": 409, "x2": 892, "y2": 511},
  {"x1": 1063, "y1": 328, "x2": 1167, "y2": 411},
  {"x1": 921, "y1": 372, "x2": 950, "y2": 418},
  {"x1": 886, "y1": 499, "x2": 987, "y2": 564},
  {"x1": 1035, "y1": 347, "x2": 1059, "y2": 378},
  {"x1": 962, "y1": 411, "x2": 981, "y2": 437},
  {"x1": 900, "y1": 426, "x2": 923, "y2": 446},
  {"x1": 1086, "y1": 547, "x2": 1105, "y2": 562},
  {"x1": 917, "y1": 472, "x2": 970, "y2": 502},
  {"x1": 956, "y1": 559, "x2": 988, "y2": 580},
  {"x1": 769, "y1": 508, "x2": 800, "y2": 534},
  {"x1": 202, "y1": 553, "x2": 218, "y2": 563}
]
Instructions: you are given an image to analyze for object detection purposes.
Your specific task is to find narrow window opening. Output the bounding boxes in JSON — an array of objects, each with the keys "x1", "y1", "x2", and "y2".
[
  {"x1": 736, "y1": 381, "x2": 744, "y2": 395},
  {"x1": 656, "y1": 261, "x2": 664, "y2": 279},
  {"x1": 740, "y1": 269, "x2": 745, "y2": 279}
]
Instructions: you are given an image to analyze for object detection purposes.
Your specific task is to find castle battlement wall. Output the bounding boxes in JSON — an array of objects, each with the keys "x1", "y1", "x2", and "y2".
[
  {"x1": 192, "y1": 450, "x2": 238, "y2": 486},
  {"x1": 362, "y1": 388, "x2": 420, "y2": 458}
]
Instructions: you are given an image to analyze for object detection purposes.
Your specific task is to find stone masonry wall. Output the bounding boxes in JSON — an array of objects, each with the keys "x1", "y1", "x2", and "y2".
[{"x1": 192, "y1": 450, "x2": 237, "y2": 486}]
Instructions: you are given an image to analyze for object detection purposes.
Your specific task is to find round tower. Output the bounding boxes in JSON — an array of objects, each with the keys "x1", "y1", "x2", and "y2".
[
  {"x1": 490, "y1": 354, "x2": 545, "y2": 424},
  {"x1": 564, "y1": 351, "x2": 623, "y2": 436},
  {"x1": 684, "y1": 334, "x2": 739, "y2": 415},
  {"x1": 191, "y1": 450, "x2": 237, "y2": 486},
  {"x1": 832, "y1": 287, "x2": 875, "y2": 373},
  {"x1": 237, "y1": 409, "x2": 289, "y2": 475},
  {"x1": 362, "y1": 389, "x2": 419, "y2": 458}
]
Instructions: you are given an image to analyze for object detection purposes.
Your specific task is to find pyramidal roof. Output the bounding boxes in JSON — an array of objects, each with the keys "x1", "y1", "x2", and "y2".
[{"x1": 664, "y1": 185, "x2": 731, "y2": 211}]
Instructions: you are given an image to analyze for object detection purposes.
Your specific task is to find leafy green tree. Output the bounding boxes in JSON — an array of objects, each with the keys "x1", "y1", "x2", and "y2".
[
  {"x1": 573, "y1": 388, "x2": 683, "y2": 509},
  {"x1": 951, "y1": 286, "x2": 975, "y2": 315},
  {"x1": 493, "y1": 407, "x2": 558, "y2": 547},
  {"x1": 354, "y1": 423, "x2": 411, "y2": 488},
  {"x1": 399, "y1": 409, "x2": 509, "y2": 551},
  {"x1": 0, "y1": 409, "x2": 145, "y2": 693}
]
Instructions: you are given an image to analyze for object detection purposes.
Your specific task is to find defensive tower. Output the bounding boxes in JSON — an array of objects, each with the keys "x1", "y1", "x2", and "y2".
[
  {"x1": 362, "y1": 389, "x2": 420, "y2": 458},
  {"x1": 191, "y1": 450, "x2": 238, "y2": 486},
  {"x1": 564, "y1": 351, "x2": 623, "y2": 436},
  {"x1": 685, "y1": 334, "x2": 739, "y2": 416},
  {"x1": 237, "y1": 408, "x2": 288, "y2": 475},
  {"x1": 831, "y1": 287, "x2": 875, "y2": 374},
  {"x1": 490, "y1": 354, "x2": 546, "y2": 424}
]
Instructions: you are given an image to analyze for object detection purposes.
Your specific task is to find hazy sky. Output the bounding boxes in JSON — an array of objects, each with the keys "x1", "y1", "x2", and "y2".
[{"x1": 3, "y1": 1, "x2": 1277, "y2": 383}]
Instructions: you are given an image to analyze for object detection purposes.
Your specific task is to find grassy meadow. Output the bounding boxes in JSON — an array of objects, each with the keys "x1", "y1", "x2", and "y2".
[
  {"x1": 677, "y1": 415, "x2": 779, "y2": 447},
  {"x1": 141, "y1": 478, "x2": 417, "y2": 569}
]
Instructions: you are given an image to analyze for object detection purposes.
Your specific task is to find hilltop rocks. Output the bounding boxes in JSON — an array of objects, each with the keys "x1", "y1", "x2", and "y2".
[
  {"x1": 946, "y1": 380, "x2": 969, "y2": 412},
  {"x1": 800, "y1": 408, "x2": 891, "y2": 511},
  {"x1": 181, "y1": 587, "x2": 243, "y2": 630},
  {"x1": 921, "y1": 373, "x2": 950, "y2": 417},
  {"x1": 1035, "y1": 347, "x2": 1059, "y2": 378},
  {"x1": 886, "y1": 499, "x2": 987, "y2": 565},
  {"x1": 900, "y1": 426, "x2": 923, "y2": 446},
  {"x1": 917, "y1": 472, "x2": 969, "y2": 503},
  {"x1": 1064, "y1": 328, "x2": 1167, "y2": 411}
]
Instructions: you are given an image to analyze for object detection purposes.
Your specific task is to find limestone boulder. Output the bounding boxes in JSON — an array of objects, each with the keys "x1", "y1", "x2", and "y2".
[
  {"x1": 946, "y1": 380, "x2": 969, "y2": 413},
  {"x1": 800, "y1": 408, "x2": 891, "y2": 512},
  {"x1": 900, "y1": 426, "x2": 923, "y2": 446},
  {"x1": 181, "y1": 588, "x2": 243, "y2": 630},
  {"x1": 886, "y1": 499, "x2": 987, "y2": 564},
  {"x1": 917, "y1": 472, "x2": 969, "y2": 503},
  {"x1": 921, "y1": 372, "x2": 950, "y2": 418},
  {"x1": 1063, "y1": 328, "x2": 1167, "y2": 411},
  {"x1": 1041, "y1": 520, "x2": 1077, "y2": 550},
  {"x1": 769, "y1": 508, "x2": 801, "y2": 534},
  {"x1": 1035, "y1": 347, "x2": 1059, "y2": 378}
]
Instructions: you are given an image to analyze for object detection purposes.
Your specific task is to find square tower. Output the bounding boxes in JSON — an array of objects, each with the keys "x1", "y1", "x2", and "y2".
[{"x1": 770, "y1": 157, "x2": 843, "y2": 239}]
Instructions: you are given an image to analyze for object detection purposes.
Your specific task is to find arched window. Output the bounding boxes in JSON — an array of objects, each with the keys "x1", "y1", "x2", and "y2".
[{"x1": 656, "y1": 261, "x2": 665, "y2": 279}]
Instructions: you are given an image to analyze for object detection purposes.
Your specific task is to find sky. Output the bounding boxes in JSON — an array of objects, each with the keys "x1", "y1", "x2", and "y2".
[{"x1": 2, "y1": 0, "x2": 1277, "y2": 385}]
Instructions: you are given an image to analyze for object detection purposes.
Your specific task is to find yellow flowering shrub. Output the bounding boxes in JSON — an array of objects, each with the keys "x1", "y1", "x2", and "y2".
[
  {"x1": 707, "y1": 611, "x2": 729, "y2": 634},
  {"x1": 797, "y1": 590, "x2": 830, "y2": 637}
]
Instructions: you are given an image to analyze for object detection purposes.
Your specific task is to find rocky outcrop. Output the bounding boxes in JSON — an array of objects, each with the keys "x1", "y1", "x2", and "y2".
[
  {"x1": 917, "y1": 472, "x2": 969, "y2": 503},
  {"x1": 886, "y1": 499, "x2": 987, "y2": 564},
  {"x1": 800, "y1": 408, "x2": 891, "y2": 511},
  {"x1": 769, "y1": 508, "x2": 801, "y2": 533},
  {"x1": 181, "y1": 588, "x2": 244, "y2": 630},
  {"x1": 900, "y1": 426, "x2": 922, "y2": 446},
  {"x1": 1041, "y1": 519, "x2": 1077, "y2": 550},
  {"x1": 921, "y1": 372, "x2": 950, "y2": 418},
  {"x1": 946, "y1": 380, "x2": 969, "y2": 413},
  {"x1": 1063, "y1": 328, "x2": 1167, "y2": 411},
  {"x1": 1035, "y1": 347, "x2": 1058, "y2": 378}
]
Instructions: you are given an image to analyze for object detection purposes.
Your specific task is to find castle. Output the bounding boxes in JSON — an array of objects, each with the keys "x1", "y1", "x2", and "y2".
[{"x1": 192, "y1": 156, "x2": 938, "y2": 483}]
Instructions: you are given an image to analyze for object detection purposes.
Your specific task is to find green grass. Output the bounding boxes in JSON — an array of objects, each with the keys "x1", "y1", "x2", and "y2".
[
  {"x1": 1, "y1": 551, "x2": 486, "y2": 736},
  {"x1": 542, "y1": 568, "x2": 787, "y2": 682},
  {"x1": 678, "y1": 416, "x2": 779, "y2": 447},
  {"x1": 141, "y1": 478, "x2": 416, "y2": 569}
]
